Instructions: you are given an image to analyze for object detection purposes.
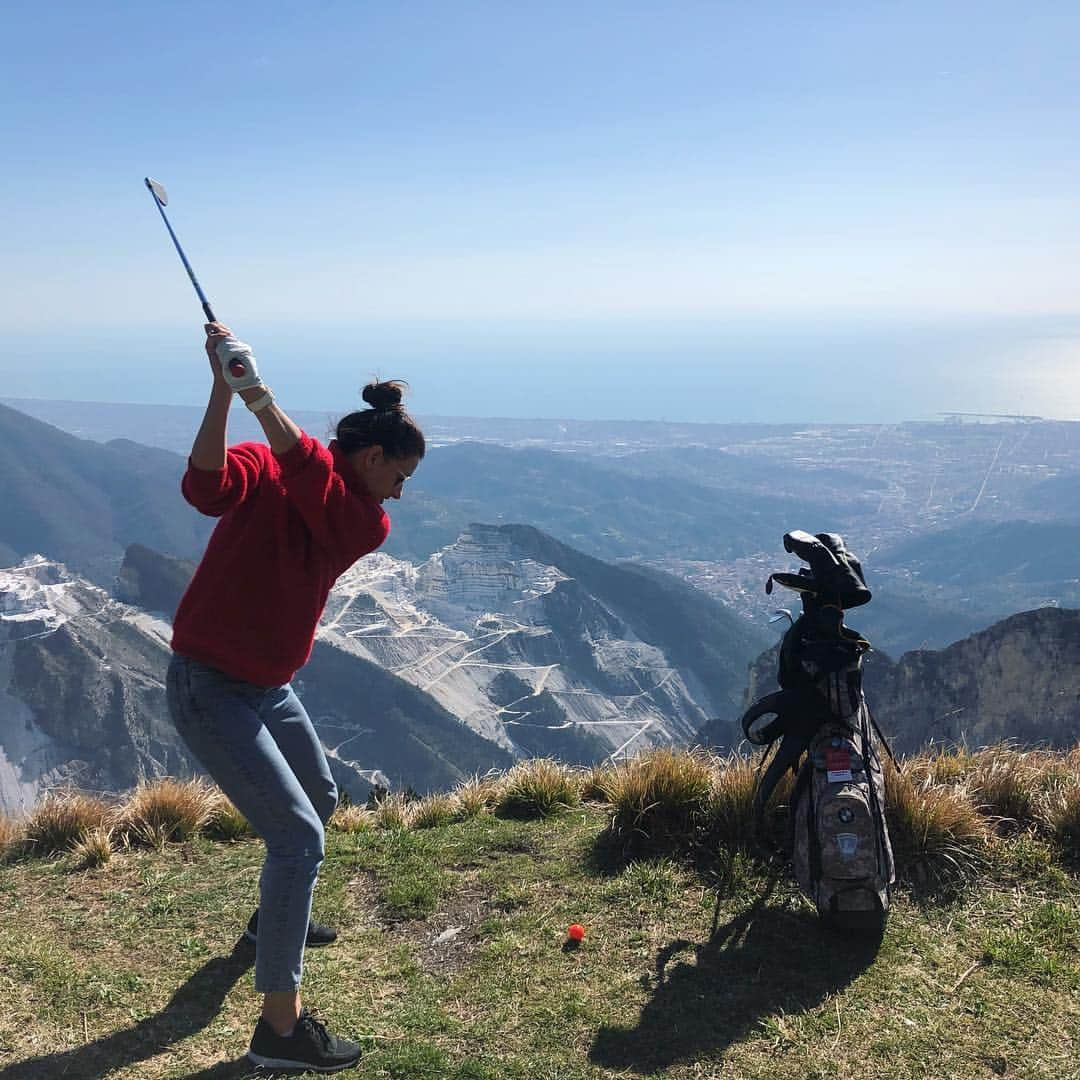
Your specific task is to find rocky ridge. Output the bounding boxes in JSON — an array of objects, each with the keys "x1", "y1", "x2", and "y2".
[{"x1": 706, "y1": 606, "x2": 1080, "y2": 753}]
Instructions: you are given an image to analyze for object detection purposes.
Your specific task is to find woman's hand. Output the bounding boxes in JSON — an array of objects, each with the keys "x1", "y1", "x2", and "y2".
[
  {"x1": 204, "y1": 322, "x2": 263, "y2": 390},
  {"x1": 191, "y1": 322, "x2": 236, "y2": 470},
  {"x1": 205, "y1": 322, "x2": 233, "y2": 388}
]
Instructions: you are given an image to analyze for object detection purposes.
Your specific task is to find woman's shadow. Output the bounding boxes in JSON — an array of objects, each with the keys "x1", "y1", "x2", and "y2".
[
  {"x1": 590, "y1": 877, "x2": 884, "y2": 1075},
  {"x1": 0, "y1": 940, "x2": 258, "y2": 1080}
]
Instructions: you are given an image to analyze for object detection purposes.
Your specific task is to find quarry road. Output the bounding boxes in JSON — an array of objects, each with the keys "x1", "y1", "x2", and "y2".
[{"x1": 419, "y1": 628, "x2": 525, "y2": 692}]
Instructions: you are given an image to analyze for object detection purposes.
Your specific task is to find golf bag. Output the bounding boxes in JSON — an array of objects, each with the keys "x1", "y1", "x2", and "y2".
[{"x1": 741, "y1": 531, "x2": 895, "y2": 932}]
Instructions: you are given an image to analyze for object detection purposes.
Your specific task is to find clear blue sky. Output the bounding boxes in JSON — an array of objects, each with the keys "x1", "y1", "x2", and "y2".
[{"x1": 3, "y1": 1, "x2": 1080, "y2": 421}]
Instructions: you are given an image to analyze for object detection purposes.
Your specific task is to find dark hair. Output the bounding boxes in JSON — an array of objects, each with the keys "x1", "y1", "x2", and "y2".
[{"x1": 335, "y1": 380, "x2": 426, "y2": 460}]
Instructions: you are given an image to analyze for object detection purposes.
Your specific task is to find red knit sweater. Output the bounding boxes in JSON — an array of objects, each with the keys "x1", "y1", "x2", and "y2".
[{"x1": 171, "y1": 432, "x2": 390, "y2": 686}]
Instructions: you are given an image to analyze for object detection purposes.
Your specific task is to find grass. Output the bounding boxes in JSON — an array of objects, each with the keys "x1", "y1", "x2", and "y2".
[
  {"x1": 604, "y1": 747, "x2": 713, "y2": 849},
  {"x1": 329, "y1": 804, "x2": 376, "y2": 833},
  {"x1": 409, "y1": 793, "x2": 458, "y2": 830},
  {"x1": 69, "y1": 826, "x2": 115, "y2": 871},
  {"x1": 966, "y1": 745, "x2": 1058, "y2": 834},
  {"x1": 1048, "y1": 783, "x2": 1080, "y2": 862},
  {"x1": 0, "y1": 814, "x2": 24, "y2": 861},
  {"x1": 703, "y1": 753, "x2": 793, "y2": 855},
  {"x1": 452, "y1": 773, "x2": 502, "y2": 818},
  {"x1": 495, "y1": 759, "x2": 582, "y2": 819},
  {"x1": 113, "y1": 779, "x2": 219, "y2": 851},
  {"x1": 202, "y1": 796, "x2": 254, "y2": 843},
  {"x1": 371, "y1": 791, "x2": 412, "y2": 831},
  {"x1": 23, "y1": 790, "x2": 111, "y2": 856},
  {"x1": 0, "y1": 746, "x2": 1076, "y2": 1077},
  {"x1": 886, "y1": 767, "x2": 989, "y2": 887}
]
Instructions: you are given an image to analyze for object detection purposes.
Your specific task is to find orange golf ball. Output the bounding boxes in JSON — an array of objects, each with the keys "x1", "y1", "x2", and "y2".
[{"x1": 567, "y1": 923, "x2": 585, "y2": 941}]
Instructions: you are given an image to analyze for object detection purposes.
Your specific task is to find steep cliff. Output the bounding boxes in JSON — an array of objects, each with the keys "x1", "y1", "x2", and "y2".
[
  {"x1": 704, "y1": 607, "x2": 1080, "y2": 753},
  {"x1": 0, "y1": 557, "x2": 193, "y2": 813}
]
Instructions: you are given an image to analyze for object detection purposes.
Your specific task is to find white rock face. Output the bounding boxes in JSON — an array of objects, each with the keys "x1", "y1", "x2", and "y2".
[
  {"x1": 318, "y1": 527, "x2": 708, "y2": 759},
  {"x1": 0, "y1": 557, "x2": 123, "y2": 812},
  {"x1": 0, "y1": 643, "x2": 61, "y2": 813},
  {"x1": 0, "y1": 556, "x2": 95, "y2": 642}
]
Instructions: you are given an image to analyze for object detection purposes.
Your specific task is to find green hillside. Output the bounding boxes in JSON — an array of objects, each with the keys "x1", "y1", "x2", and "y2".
[{"x1": 0, "y1": 748, "x2": 1076, "y2": 1078}]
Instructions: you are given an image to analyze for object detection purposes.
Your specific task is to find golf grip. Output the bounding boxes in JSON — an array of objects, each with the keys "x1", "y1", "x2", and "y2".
[{"x1": 202, "y1": 301, "x2": 217, "y2": 324}]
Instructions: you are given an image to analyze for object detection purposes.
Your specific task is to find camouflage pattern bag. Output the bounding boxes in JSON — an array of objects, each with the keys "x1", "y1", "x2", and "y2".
[{"x1": 791, "y1": 706, "x2": 894, "y2": 931}]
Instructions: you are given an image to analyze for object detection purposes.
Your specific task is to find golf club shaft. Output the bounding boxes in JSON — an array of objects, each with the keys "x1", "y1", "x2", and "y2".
[{"x1": 145, "y1": 180, "x2": 217, "y2": 323}]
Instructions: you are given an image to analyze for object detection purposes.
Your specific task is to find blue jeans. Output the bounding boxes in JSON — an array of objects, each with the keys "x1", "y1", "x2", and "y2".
[{"x1": 166, "y1": 653, "x2": 338, "y2": 992}]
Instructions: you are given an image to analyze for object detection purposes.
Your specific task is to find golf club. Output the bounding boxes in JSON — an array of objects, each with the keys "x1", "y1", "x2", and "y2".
[{"x1": 144, "y1": 177, "x2": 217, "y2": 324}]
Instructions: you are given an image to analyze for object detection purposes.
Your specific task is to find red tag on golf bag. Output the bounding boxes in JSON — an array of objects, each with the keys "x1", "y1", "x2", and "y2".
[{"x1": 825, "y1": 745, "x2": 853, "y2": 783}]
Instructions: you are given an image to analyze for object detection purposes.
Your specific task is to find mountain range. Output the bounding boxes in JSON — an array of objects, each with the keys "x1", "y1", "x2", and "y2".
[
  {"x1": 3, "y1": 399, "x2": 1080, "y2": 813},
  {"x1": 0, "y1": 518, "x2": 765, "y2": 812},
  {"x1": 0, "y1": 403, "x2": 211, "y2": 586}
]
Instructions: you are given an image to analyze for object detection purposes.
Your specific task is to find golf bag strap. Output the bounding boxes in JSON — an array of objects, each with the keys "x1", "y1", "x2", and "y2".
[
  {"x1": 740, "y1": 689, "x2": 808, "y2": 746},
  {"x1": 866, "y1": 705, "x2": 899, "y2": 769},
  {"x1": 751, "y1": 711, "x2": 822, "y2": 825}
]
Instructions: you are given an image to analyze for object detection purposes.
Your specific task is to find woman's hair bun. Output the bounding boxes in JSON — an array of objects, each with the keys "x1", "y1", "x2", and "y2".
[
  {"x1": 361, "y1": 379, "x2": 407, "y2": 413},
  {"x1": 336, "y1": 378, "x2": 425, "y2": 459}
]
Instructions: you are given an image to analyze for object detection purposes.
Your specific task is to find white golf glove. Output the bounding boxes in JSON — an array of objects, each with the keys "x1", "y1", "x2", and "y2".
[{"x1": 215, "y1": 336, "x2": 263, "y2": 391}]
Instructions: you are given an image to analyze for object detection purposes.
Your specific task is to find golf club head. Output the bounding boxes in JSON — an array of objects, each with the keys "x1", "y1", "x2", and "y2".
[{"x1": 145, "y1": 177, "x2": 168, "y2": 206}]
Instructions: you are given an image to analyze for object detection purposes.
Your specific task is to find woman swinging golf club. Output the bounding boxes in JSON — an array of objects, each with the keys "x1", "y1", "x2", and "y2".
[{"x1": 166, "y1": 323, "x2": 425, "y2": 1072}]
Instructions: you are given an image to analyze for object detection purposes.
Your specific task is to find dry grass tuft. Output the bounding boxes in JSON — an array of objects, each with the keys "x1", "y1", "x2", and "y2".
[
  {"x1": 886, "y1": 766, "x2": 988, "y2": 885},
  {"x1": 967, "y1": 745, "x2": 1044, "y2": 833},
  {"x1": 409, "y1": 793, "x2": 457, "y2": 829},
  {"x1": 24, "y1": 790, "x2": 111, "y2": 856},
  {"x1": 606, "y1": 748, "x2": 714, "y2": 847},
  {"x1": 0, "y1": 815, "x2": 25, "y2": 861},
  {"x1": 900, "y1": 744, "x2": 1080, "y2": 842},
  {"x1": 114, "y1": 778, "x2": 218, "y2": 850},
  {"x1": 452, "y1": 773, "x2": 501, "y2": 818},
  {"x1": 1046, "y1": 782, "x2": 1080, "y2": 861},
  {"x1": 581, "y1": 763, "x2": 615, "y2": 803},
  {"x1": 705, "y1": 755, "x2": 794, "y2": 854},
  {"x1": 203, "y1": 794, "x2": 254, "y2": 842},
  {"x1": 905, "y1": 746, "x2": 976, "y2": 786},
  {"x1": 495, "y1": 759, "x2": 581, "y2": 819},
  {"x1": 69, "y1": 826, "x2": 114, "y2": 870},
  {"x1": 371, "y1": 791, "x2": 412, "y2": 830},
  {"x1": 329, "y1": 804, "x2": 376, "y2": 833}
]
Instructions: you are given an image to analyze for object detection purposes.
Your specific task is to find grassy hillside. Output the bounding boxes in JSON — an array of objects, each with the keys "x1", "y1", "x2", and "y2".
[{"x1": 0, "y1": 747, "x2": 1076, "y2": 1079}]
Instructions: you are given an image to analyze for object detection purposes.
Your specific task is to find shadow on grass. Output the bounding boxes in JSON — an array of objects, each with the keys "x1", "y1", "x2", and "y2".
[
  {"x1": 590, "y1": 879, "x2": 883, "y2": 1074},
  {"x1": 585, "y1": 820, "x2": 786, "y2": 881},
  {"x1": 0, "y1": 940, "x2": 256, "y2": 1080},
  {"x1": 585, "y1": 824, "x2": 682, "y2": 877}
]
